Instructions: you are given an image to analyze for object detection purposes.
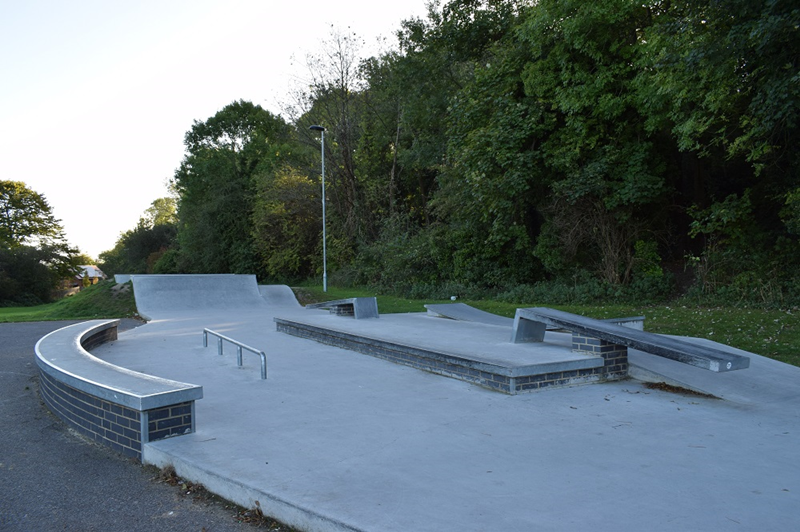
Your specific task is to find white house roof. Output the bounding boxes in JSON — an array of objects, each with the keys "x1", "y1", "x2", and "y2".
[{"x1": 78, "y1": 265, "x2": 106, "y2": 279}]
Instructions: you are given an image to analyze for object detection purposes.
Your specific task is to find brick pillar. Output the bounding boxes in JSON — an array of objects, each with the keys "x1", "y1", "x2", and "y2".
[{"x1": 572, "y1": 334, "x2": 628, "y2": 380}]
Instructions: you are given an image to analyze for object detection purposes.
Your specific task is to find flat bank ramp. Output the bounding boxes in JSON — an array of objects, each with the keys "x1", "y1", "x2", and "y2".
[
  {"x1": 425, "y1": 303, "x2": 513, "y2": 327},
  {"x1": 132, "y1": 274, "x2": 271, "y2": 319}
]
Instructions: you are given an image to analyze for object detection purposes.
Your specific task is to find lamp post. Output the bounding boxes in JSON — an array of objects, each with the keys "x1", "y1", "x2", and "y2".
[{"x1": 309, "y1": 125, "x2": 327, "y2": 292}]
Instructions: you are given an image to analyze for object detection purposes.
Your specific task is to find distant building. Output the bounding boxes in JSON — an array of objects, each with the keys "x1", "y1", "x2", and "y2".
[
  {"x1": 76, "y1": 265, "x2": 107, "y2": 286},
  {"x1": 56, "y1": 265, "x2": 108, "y2": 297}
]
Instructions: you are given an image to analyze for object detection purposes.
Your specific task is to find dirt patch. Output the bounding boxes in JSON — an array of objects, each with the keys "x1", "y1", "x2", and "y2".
[
  {"x1": 291, "y1": 288, "x2": 317, "y2": 306},
  {"x1": 644, "y1": 381, "x2": 718, "y2": 399},
  {"x1": 111, "y1": 282, "x2": 131, "y2": 299}
]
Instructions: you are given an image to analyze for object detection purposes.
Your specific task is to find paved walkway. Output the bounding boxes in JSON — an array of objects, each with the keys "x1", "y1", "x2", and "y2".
[{"x1": 80, "y1": 276, "x2": 800, "y2": 532}]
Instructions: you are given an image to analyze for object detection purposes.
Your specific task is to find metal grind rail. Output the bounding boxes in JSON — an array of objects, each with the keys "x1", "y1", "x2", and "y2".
[{"x1": 203, "y1": 329, "x2": 267, "y2": 380}]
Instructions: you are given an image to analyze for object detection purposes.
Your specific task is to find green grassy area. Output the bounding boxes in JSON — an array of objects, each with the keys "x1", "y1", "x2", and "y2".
[
  {"x1": 296, "y1": 285, "x2": 799, "y2": 368},
  {"x1": 0, "y1": 280, "x2": 139, "y2": 322}
]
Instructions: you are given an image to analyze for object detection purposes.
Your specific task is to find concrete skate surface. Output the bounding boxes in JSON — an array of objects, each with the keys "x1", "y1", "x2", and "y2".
[{"x1": 86, "y1": 275, "x2": 799, "y2": 531}]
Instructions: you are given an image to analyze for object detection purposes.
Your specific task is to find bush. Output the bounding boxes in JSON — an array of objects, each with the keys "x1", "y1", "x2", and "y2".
[
  {"x1": 496, "y1": 269, "x2": 674, "y2": 306},
  {"x1": 352, "y1": 217, "x2": 455, "y2": 292},
  {"x1": 0, "y1": 245, "x2": 63, "y2": 305}
]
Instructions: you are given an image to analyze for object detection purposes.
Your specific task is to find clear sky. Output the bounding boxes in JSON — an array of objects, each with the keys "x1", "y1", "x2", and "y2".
[{"x1": 0, "y1": 0, "x2": 430, "y2": 259}]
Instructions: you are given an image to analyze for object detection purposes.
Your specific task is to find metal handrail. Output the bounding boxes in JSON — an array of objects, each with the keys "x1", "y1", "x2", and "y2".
[{"x1": 202, "y1": 328, "x2": 267, "y2": 380}]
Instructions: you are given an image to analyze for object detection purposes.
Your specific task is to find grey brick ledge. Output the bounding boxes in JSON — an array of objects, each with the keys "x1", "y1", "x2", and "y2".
[
  {"x1": 35, "y1": 319, "x2": 202, "y2": 459},
  {"x1": 274, "y1": 317, "x2": 611, "y2": 395}
]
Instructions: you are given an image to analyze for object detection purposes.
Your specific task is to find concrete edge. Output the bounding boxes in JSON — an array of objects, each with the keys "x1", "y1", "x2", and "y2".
[
  {"x1": 35, "y1": 320, "x2": 203, "y2": 411},
  {"x1": 143, "y1": 445, "x2": 364, "y2": 532}
]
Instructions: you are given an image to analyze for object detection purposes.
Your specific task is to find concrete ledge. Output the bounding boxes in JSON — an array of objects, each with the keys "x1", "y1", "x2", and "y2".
[
  {"x1": 512, "y1": 307, "x2": 749, "y2": 373},
  {"x1": 35, "y1": 320, "x2": 203, "y2": 459},
  {"x1": 274, "y1": 317, "x2": 612, "y2": 394},
  {"x1": 306, "y1": 297, "x2": 379, "y2": 319}
]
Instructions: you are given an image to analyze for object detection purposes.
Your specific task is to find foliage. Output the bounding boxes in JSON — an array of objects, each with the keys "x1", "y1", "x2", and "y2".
[
  {"x1": 1, "y1": 246, "x2": 60, "y2": 305},
  {"x1": 141, "y1": 0, "x2": 799, "y2": 308},
  {"x1": 351, "y1": 215, "x2": 456, "y2": 292},
  {"x1": 98, "y1": 198, "x2": 178, "y2": 276},
  {"x1": 0, "y1": 180, "x2": 66, "y2": 248},
  {"x1": 783, "y1": 188, "x2": 800, "y2": 235},
  {"x1": 0, "y1": 181, "x2": 80, "y2": 304},
  {"x1": 172, "y1": 100, "x2": 294, "y2": 276},
  {"x1": 251, "y1": 167, "x2": 321, "y2": 280},
  {"x1": 142, "y1": 197, "x2": 177, "y2": 227}
]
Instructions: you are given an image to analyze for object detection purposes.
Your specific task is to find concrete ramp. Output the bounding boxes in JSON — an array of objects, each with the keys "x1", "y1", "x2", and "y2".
[
  {"x1": 259, "y1": 285, "x2": 301, "y2": 308},
  {"x1": 425, "y1": 303, "x2": 513, "y2": 327},
  {"x1": 132, "y1": 274, "x2": 269, "y2": 320}
]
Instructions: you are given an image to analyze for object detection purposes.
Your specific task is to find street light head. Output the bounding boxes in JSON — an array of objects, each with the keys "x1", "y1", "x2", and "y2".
[{"x1": 309, "y1": 125, "x2": 325, "y2": 132}]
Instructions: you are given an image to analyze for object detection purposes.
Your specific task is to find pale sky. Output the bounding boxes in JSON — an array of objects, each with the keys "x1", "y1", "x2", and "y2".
[{"x1": 0, "y1": 0, "x2": 430, "y2": 259}]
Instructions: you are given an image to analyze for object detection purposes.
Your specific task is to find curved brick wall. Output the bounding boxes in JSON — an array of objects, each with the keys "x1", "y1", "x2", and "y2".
[{"x1": 36, "y1": 320, "x2": 201, "y2": 461}]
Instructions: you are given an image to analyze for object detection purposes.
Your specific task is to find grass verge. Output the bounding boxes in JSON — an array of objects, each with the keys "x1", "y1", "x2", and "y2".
[{"x1": 0, "y1": 280, "x2": 139, "y2": 322}]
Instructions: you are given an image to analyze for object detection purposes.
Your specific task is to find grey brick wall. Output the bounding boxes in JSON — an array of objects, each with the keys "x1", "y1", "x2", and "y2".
[
  {"x1": 572, "y1": 334, "x2": 629, "y2": 379},
  {"x1": 276, "y1": 319, "x2": 630, "y2": 395},
  {"x1": 148, "y1": 403, "x2": 194, "y2": 442},
  {"x1": 39, "y1": 370, "x2": 143, "y2": 458},
  {"x1": 39, "y1": 371, "x2": 195, "y2": 461}
]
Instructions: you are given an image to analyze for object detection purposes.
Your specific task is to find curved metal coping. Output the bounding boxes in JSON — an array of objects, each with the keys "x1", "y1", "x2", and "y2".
[{"x1": 35, "y1": 319, "x2": 203, "y2": 411}]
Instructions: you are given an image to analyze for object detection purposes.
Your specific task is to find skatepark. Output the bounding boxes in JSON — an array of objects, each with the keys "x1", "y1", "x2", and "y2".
[{"x1": 34, "y1": 274, "x2": 800, "y2": 531}]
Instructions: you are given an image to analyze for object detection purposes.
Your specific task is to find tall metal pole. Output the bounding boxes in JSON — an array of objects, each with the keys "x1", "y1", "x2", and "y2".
[
  {"x1": 320, "y1": 129, "x2": 327, "y2": 292},
  {"x1": 309, "y1": 125, "x2": 327, "y2": 292}
]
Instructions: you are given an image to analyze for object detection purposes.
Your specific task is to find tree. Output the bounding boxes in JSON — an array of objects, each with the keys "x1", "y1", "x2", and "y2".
[
  {"x1": 0, "y1": 181, "x2": 79, "y2": 304},
  {"x1": 98, "y1": 198, "x2": 179, "y2": 276},
  {"x1": 0, "y1": 181, "x2": 65, "y2": 248},
  {"x1": 632, "y1": 0, "x2": 800, "y2": 297},
  {"x1": 350, "y1": 1, "x2": 528, "y2": 287},
  {"x1": 142, "y1": 197, "x2": 177, "y2": 227},
  {"x1": 296, "y1": 28, "x2": 373, "y2": 249},
  {"x1": 251, "y1": 166, "x2": 321, "y2": 280},
  {"x1": 437, "y1": 2, "x2": 544, "y2": 285},
  {"x1": 173, "y1": 101, "x2": 295, "y2": 276}
]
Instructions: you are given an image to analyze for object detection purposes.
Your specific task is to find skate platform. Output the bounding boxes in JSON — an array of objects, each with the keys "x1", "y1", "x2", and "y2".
[
  {"x1": 274, "y1": 312, "x2": 625, "y2": 394},
  {"x1": 37, "y1": 274, "x2": 800, "y2": 531}
]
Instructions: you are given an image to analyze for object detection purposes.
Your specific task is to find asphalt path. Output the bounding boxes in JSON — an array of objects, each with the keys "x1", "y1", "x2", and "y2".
[{"x1": 0, "y1": 320, "x2": 254, "y2": 532}]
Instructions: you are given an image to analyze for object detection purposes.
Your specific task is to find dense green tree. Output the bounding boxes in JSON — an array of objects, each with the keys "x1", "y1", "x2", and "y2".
[
  {"x1": 437, "y1": 5, "x2": 543, "y2": 285},
  {"x1": 515, "y1": 0, "x2": 671, "y2": 284},
  {"x1": 349, "y1": 1, "x2": 528, "y2": 288},
  {"x1": 0, "y1": 180, "x2": 66, "y2": 248},
  {"x1": 0, "y1": 181, "x2": 79, "y2": 304},
  {"x1": 173, "y1": 100, "x2": 293, "y2": 275},
  {"x1": 630, "y1": 0, "x2": 800, "y2": 297},
  {"x1": 141, "y1": 197, "x2": 177, "y2": 227},
  {"x1": 1, "y1": 245, "x2": 63, "y2": 305},
  {"x1": 153, "y1": 0, "x2": 798, "y2": 303},
  {"x1": 251, "y1": 167, "x2": 321, "y2": 280},
  {"x1": 98, "y1": 198, "x2": 178, "y2": 276}
]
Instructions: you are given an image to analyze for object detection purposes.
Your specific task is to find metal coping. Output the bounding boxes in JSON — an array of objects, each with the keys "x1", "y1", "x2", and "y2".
[{"x1": 35, "y1": 320, "x2": 203, "y2": 411}]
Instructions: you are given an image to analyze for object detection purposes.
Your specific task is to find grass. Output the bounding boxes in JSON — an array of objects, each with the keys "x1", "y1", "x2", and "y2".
[
  {"x1": 296, "y1": 285, "x2": 800, "y2": 368},
  {"x1": 0, "y1": 280, "x2": 139, "y2": 322}
]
